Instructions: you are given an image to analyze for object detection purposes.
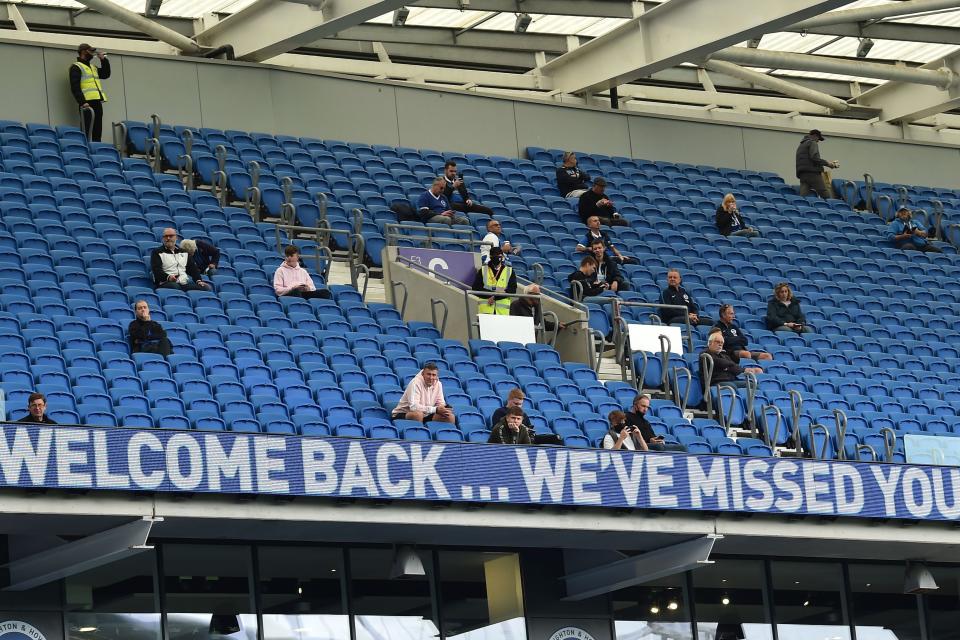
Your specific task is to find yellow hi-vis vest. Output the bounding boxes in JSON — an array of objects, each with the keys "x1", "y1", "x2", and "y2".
[
  {"x1": 477, "y1": 265, "x2": 512, "y2": 315},
  {"x1": 73, "y1": 61, "x2": 107, "y2": 102}
]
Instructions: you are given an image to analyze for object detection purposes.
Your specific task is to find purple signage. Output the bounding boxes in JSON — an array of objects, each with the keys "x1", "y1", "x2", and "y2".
[{"x1": 398, "y1": 247, "x2": 477, "y2": 287}]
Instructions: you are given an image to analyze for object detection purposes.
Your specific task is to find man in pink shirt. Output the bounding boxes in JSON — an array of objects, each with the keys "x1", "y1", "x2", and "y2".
[
  {"x1": 392, "y1": 363, "x2": 456, "y2": 424},
  {"x1": 273, "y1": 245, "x2": 331, "y2": 299}
]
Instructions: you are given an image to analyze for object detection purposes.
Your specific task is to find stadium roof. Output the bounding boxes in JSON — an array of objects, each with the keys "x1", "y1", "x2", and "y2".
[{"x1": 4, "y1": 0, "x2": 960, "y2": 126}]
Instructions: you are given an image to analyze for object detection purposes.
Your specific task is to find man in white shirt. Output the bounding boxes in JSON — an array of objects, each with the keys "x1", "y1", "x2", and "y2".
[{"x1": 480, "y1": 219, "x2": 518, "y2": 263}]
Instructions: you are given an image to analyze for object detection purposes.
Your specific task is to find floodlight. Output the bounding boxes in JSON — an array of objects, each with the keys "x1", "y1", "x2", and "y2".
[
  {"x1": 856, "y1": 38, "x2": 875, "y2": 58},
  {"x1": 515, "y1": 13, "x2": 532, "y2": 33},
  {"x1": 393, "y1": 6, "x2": 410, "y2": 27},
  {"x1": 145, "y1": 0, "x2": 162, "y2": 17}
]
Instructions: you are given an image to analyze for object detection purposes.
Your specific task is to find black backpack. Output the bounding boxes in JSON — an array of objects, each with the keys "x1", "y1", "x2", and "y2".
[{"x1": 390, "y1": 200, "x2": 420, "y2": 223}]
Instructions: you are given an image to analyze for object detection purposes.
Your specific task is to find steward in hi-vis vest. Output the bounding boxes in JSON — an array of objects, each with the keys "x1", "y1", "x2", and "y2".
[
  {"x1": 69, "y1": 43, "x2": 111, "y2": 142},
  {"x1": 472, "y1": 246, "x2": 517, "y2": 315}
]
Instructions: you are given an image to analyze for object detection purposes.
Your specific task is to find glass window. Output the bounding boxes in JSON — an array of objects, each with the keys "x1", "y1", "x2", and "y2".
[
  {"x1": 259, "y1": 546, "x2": 350, "y2": 640},
  {"x1": 692, "y1": 559, "x2": 769, "y2": 640},
  {"x1": 438, "y1": 550, "x2": 526, "y2": 640},
  {"x1": 65, "y1": 553, "x2": 160, "y2": 640},
  {"x1": 349, "y1": 548, "x2": 439, "y2": 640},
  {"x1": 924, "y1": 565, "x2": 960, "y2": 640},
  {"x1": 612, "y1": 572, "x2": 692, "y2": 640},
  {"x1": 849, "y1": 563, "x2": 921, "y2": 640},
  {"x1": 771, "y1": 561, "x2": 849, "y2": 640},
  {"x1": 162, "y1": 544, "x2": 257, "y2": 640}
]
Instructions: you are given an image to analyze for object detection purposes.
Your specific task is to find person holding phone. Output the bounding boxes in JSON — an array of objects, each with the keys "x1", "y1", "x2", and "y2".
[
  {"x1": 602, "y1": 410, "x2": 648, "y2": 451},
  {"x1": 69, "y1": 43, "x2": 111, "y2": 142},
  {"x1": 625, "y1": 395, "x2": 686, "y2": 452},
  {"x1": 442, "y1": 160, "x2": 494, "y2": 216}
]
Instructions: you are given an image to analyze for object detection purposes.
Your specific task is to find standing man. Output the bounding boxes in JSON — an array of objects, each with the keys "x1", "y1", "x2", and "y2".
[
  {"x1": 443, "y1": 161, "x2": 494, "y2": 217},
  {"x1": 795, "y1": 129, "x2": 838, "y2": 199},
  {"x1": 69, "y1": 43, "x2": 110, "y2": 142},
  {"x1": 472, "y1": 247, "x2": 516, "y2": 315}
]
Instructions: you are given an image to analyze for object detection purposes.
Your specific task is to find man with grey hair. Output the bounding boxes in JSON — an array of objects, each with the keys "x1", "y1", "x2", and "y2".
[
  {"x1": 150, "y1": 228, "x2": 209, "y2": 291},
  {"x1": 416, "y1": 176, "x2": 469, "y2": 226},
  {"x1": 179, "y1": 238, "x2": 221, "y2": 277},
  {"x1": 128, "y1": 299, "x2": 172, "y2": 356}
]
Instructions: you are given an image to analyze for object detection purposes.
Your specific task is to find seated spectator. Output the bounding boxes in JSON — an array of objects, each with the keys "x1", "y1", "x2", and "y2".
[
  {"x1": 391, "y1": 363, "x2": 456, "y2": 424},
  {"x1": 716, "y1": 194, "x2": 760, "y2": 237},
  {"x1": 765, "y1": 282, "x2": 811, "y2": 333},
  {"x1": 490, "y1": 388, "x2": 533, "y2": 429},
  {"x1": 488, "y1": 406, "x2": 533, "y2": 445},
  {"x1": 417, "y1": 176, "x2": 470, "y2": 226},
  {"x1": 151, "y1": 228, "x2": 210, "y2": 291},
  {"x1": 659, "y1": 269, "x2": 710, "y2": 326},
  {"x1": 576, "y1": 215, "x2": 636, "y2": 263},
  {"x1": 273, "y1": 245, "x2": 331, "y2": 299},
  {"x1": 601, "y1": 410, "x2": 649, "y2": 451},
  {"x1": 578, "y1": 177, "x2": 628, "y2": 227},
  {"x1": 480, "y1": 219, "x2": 518, "y2": 263},
  {"x1": 179, "y1": 238, "x2": 220, "y2": 277},
  {"x1": 701, "y1": 329, "x2": 763, "y2": 389},
  {"x1": 556, "y1": 151, "x2": 591, "y2": 198},
  {"x1": 128, "y1": 300, "x2": 172, "y2": 357},
  {"x1": 889, "y1": 207, "x2": 941, "y2": 253},
  {"x1": 625, "y1": 395, "x2": 686, "y2": 452},
  {"x1": 567, "y1": 255, "x2": 608, "y2": 302},
  {"x1": 714, "y1": 304, "x2": 772, "y2": 362},
  {"x1": 589, "y1": 238, "x2": 628, "y2": 294},
  {"x1": 472, "y1": 247, "x2": 516, "y2": 315},
  {"x1": 17, "y1": 392, "x2": 57, "y2": 425},
  {"x1": 510, "y1": 284, "x2": 564, "y2": 332},
  {"x1": 443, "y1": 160, "x2": 493, "y2": 216}
]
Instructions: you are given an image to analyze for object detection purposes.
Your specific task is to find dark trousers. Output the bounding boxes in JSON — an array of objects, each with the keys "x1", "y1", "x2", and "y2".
[
  {"x1": 798, "y1": 172, "x2": 829, "y2": 198},
  {"x1": 137, "y1": 338, "x2": 173, "y2": 357},
  {"x1": 80, "y1": 100, "x2": 104, "y2": 142},
  {"x1": 157, "y1": 280, "x2": 205, "y2": 292},
  {"x1": 598, "y1": 216, "x2": 629, "y2": 227},
  {"x1": 452, "y1": 201, "x2": 494, "y2": 216},
  {"x1": 282, "y1": 289, "x2": 331, "y2": 299}
]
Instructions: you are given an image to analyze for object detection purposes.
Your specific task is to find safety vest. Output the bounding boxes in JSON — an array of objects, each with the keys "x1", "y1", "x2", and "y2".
[
  {"x1": 478, "y1": 265, "x2": 512, "y2": 315},
  {"x1": 73, "y1": 62, "x2": 107, "y2": 102}
]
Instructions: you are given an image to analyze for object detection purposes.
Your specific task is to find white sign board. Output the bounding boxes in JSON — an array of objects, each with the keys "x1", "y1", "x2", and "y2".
[
  {"x1": 478, "y1": 314, "x2": 537, "y2": 345},
  {"x1": 628, "y1": 323, "x2": 684, "y2": 355}
]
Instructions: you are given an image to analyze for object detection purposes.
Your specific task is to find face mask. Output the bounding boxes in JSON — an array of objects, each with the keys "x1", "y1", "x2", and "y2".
[{"x1": 489, "y1": 257, "x2": 502, "y2": 267}]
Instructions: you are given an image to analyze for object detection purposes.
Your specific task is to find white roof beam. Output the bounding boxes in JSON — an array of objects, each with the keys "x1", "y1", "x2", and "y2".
[
  {"x1": 791, "y1": 0, "x2": 960, "y2": 30},
  {"x1": 327, "y1": 24, "x2": 572, "y2": 53},
  {"x1": 538, "y1": 0, "x2": 853, "y2": 95},
  {"x1": 410, "y1": 0, "x2": 654, "y2": 19},
  {"x1": 791, "y1": 22, "x2": 960, "y2": 46},
  {"x1": 704, "y1": 59, "x2": 851, "y2": 111},
  {"x1": 858, "y1": 49, "x2": 960, "y2": 123},
  {"x1": 195, "y1": 0, "x2": 411, "y2": 62}
]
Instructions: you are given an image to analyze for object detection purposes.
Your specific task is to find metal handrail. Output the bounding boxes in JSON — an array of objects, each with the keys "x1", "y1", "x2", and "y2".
[
  {"x1": 880, "y1": 427, "x2": 898, "y2": 462},
  {"x1": 699, "y1": 352, "x2": 715, "y2": 421},
  {"x1": 431, "y1": 299, "x2": 449, "y2": 337},
  {"x1": 856, "y1": 444, "x2": 878, "y2": 462},
  {"x1": 897, "y1": 185, "x2": 909, "y2": 207},
  {"x1": 384, "y1": 222, "x2": 480, "y2": 250},
  {"x1": 111, "y1": 121, "x2": 127, "y2": 156},
  {"x1": 863, "y1": 172, "x2": 875, "y2": 213},
  {"x1": 743, "y1": 370, "x2": 759, "y2": 436},
  {"x1": 149, "y1": 113, "x2": 161, "y2": 141},
  {"x1": 789, "y1": 389, "x2": 803, "y2": 449},
  {"x1": 808, "y1": 423, "x2": 830, "y2": 459},
  {"x1": 833, "y1": 409, "x2": 848, "y2": 461},
  {"x1": 542, "y1": 310, "x2": 561, "y2": 347},
  {"x1": 177, "y1": 153, "x2": 194, "y2": 190},
  {"x1": 715, "y1": 384, "x2": 739, "y2": 430},
  {"x1": 532, "y1": 263, "x2": 545, "y2": 285},
  {"x1": 671, "y1": 365, "x2": 693, "y2": 413},
  {"x1": 761, "y1": 404, "x2": 782, "y2": 449},
  {"x1": 615, "y1": 301, "x2": 695, "y2": 353},
  {"x1": 840, "y1": 179, "x2": 857, "y2": 206},
  {"x1": 391, "y1": 281, "x2": 408, "y2": 317},
  {"x1": 658, "y1": 334, "x2": 672, "y2": 390},
  {"x1": 876, "y1": 194, "x2": 895, "y2": 222}
]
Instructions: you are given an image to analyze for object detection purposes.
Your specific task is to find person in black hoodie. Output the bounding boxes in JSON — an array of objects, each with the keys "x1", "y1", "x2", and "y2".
[
  {"x1": 442, "y1": 160, "x2": 494, "y2": 216},
  {"x1": 715, "y1": 194, "x2": 759, "y2": 237},
  {"x1": 556, "y1": 151, "x2": 591, "y2": 198},
  {"x1": 578, "y1": 178, "x2": 628, "y2": 226},
  {"x1": 567, "y1": 255, "x2": 607, "y2": 302},
  {"x1": 488, "y1": 406, "x2": 533, "y2": 445},
  {"x1": 765, "y1": 282, "x2": 812, "y2": 333},
  {"x1": 659, "y1": 270, "x2": 710, "y2": 326},
  {"x1": 795, "y1": 129, "x2": 838, "y2": 199},
  {"x1": 128, "y1": 300, "x2": 173, "y2": 357}
]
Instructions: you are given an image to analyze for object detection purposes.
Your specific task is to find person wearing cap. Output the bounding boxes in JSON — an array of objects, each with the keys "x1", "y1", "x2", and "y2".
[
  {"x1": 795, "y1": 129, "x2": 838, "y2": 199},
  {"x1": 472, "y1": 246, "x2": 516, "y2": 315},
  {"x1": 556, "y1": 151, "x2": 592, "y2": 198},
  {"x1": 69, "y1": 44, "x2": 111, "y2": 142},
  {"x1": 889, "y1": 207, "x2": 942, "y2": 253},
  {"x1": 578, "y1": 177, "x2": 628, "y2": 226}
]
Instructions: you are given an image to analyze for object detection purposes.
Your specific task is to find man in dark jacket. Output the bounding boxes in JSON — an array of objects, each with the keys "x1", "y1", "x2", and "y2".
[
  {"x1": 589, "y1": 239, "x2": 628, "y2": 293},
  {"x1": 714, "y1": 304, "x2": 772, "y2": 363},
  {"x1": 443, "y1": 160, "x2": 493, "y2": 216},
  {"x1": 795, "y1": 130, "x2": 838, "y2": 198},
  {"x1": 510, "y1": 284, "x2": 563, "y2": 333},
  {"x1": 659, "y1": 270, "x2": 710, "y2": 326},
  {"x1": 490, "y1": 388, "x2": 534, "y2": 430},
  {"x1": 17, "y1": 393, "x2": 58, "y2": 425},
  {"x1": 69, "y1": 43, "x2": 111, "y2": 142},
  {"x1": 578, "y1": 178, "x2": 628, "y2": 226},
  {"x1": 488, "y1": 406, "x2": 533, "y2": 445},
  {"x1": 129, "y1": 300, "x2": 173, "y2": 357},
  {"x1": 625, "y1": 395, "x2": 685, "y2": 452},
  {"x1": 567, "y1": 255, "x2": 607, "y2": 302},
  {"x1": 150, "y1": 228, "x2": 210, "y2": 291},
  {"x1": 701, "y1": 330, "x2": 763, "y2": 390},
  {"x1": 180, "y1": 238, "x2": 221, "y2": 277},
  {"x1": 556, "y1": 151, "x2": 591, "y2": 197}
]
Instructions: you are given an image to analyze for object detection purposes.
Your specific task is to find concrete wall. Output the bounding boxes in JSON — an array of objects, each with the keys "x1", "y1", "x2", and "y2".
[{"x1": 2, "y1": 40, "x2": 959, "y2": 188}]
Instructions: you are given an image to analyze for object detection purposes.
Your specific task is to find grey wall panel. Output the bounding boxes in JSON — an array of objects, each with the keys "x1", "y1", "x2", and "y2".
[
  {"x1": 514, "y1": 102, "x2": 631, "y2": 158},
  {"x1": 0, "y1": 44, "x2": 49, "y2": 125},
  {"x1": 395, "y1": 87, "x2": 519, "y2": 156},
  {"x1": 270, "y1": 72, "x2": 400, "y2": 145},
  {"x1": 629, "y1": 116, "x2": 745, "y2": 169},
  {"x1": 197, "y1": 63, "x2": 275, "y2": 133},
  {"x1": 122, "y1": 56, "x2": 202, "y2": 127},
  {"x1": 741, "y1": 128, "x2": 801, "y2": 184},
  {"x1": 44, "y1": 49, "x2": 127, "y2": 141}
]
